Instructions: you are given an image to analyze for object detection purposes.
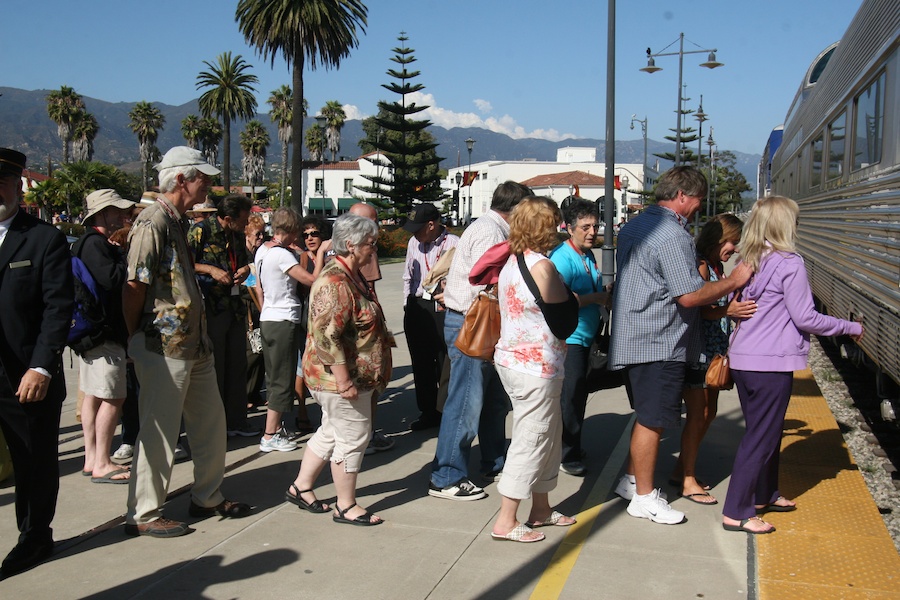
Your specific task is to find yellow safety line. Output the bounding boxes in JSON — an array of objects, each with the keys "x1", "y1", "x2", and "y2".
[{"x1": 530, "y1": 413, "x2": 636, "y2": 599}]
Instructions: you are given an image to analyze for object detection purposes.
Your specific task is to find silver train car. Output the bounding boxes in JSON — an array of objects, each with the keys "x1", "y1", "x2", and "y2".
[{"x1": 768, "y1": 0, "x2": 900, "y2": 397}]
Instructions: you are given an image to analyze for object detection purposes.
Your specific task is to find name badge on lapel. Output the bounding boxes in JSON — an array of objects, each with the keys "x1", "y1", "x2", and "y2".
[{"x1": 9, "y1": 260, "x2": 32, "y2": 269}]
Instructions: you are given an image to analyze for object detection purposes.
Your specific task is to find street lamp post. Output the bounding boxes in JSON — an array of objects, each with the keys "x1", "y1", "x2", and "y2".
[
  {"x1": 694, "y1": 96, "x2": 708, "y2": 168},
  {"x1": 315, "y1": 114, "x2": 327, "y2": 214},
  {"x1": 707, "y1": 128, "x2": 717, "y2": 218},
  {"x1": 454, "y1": 171, "x2": 463, "y2": 225},
  {"x1": 630, "y1": 115, "x2": 648, "y2": 204},
  {"x1": 620, "y1": 174, "x2": 629, "y2": 225},
  {"x1": 465, "y1": 137, "x2": 475, "y2": 223},
  {"x1": 640, "y1": 33, "x2": 723, "y2": 167}
]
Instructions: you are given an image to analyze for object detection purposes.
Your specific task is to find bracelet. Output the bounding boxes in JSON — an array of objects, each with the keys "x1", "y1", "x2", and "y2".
[{"x1": 338, "y1": 383, "x2": 354, "y2": 394}]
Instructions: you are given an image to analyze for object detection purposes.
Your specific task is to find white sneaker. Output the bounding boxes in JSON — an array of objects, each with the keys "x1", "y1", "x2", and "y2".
[
  {"x1": 259, "y1": 433, "x2": 298, "y2": 453},
  {"x1": 626, "y1": 489, "x2": 685, "y2": 524},
  {"x1": 614, "y1": 475, "x2": 667, "y2": 501},
  {"x1": 113, "y1": 443, "x2": 133, "y2": 461}
]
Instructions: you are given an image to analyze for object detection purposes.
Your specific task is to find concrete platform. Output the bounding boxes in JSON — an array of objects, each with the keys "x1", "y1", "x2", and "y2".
[{"x1": 0, "y1": 261, "x2": 755, "y2": 598}]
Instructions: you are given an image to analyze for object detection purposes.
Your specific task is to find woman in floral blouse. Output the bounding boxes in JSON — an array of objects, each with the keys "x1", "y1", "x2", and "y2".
[
  {"x1": 491, "y1": 197, "x2": 577, "y2": 543},
  {"x1": 285, "y1": 214, "x2": 392, "y2": 526}
]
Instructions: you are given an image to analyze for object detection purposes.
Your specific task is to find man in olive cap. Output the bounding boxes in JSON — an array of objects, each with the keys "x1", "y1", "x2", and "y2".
[{"x1": 0, "y1": 148, "x2": 73, "y2": 576}]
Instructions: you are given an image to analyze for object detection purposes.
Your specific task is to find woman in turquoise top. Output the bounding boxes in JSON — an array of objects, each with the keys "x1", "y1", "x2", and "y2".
[{"x1": 549, "y1": 199, "x2": 610, "y2": 476}]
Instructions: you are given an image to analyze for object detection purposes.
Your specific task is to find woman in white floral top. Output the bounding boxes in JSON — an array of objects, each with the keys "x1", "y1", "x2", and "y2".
[{"x1": 491, "y1": 197, "x2": 577, "y2": 543}]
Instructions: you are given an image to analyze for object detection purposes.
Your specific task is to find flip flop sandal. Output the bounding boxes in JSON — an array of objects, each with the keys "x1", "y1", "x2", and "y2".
[
  {"x1": 285, "y1": 484, "x2": 329, "y2": 514},
  {"x1": 681, "y1": 492, "x2": 719, "y2": 505},
  {"x1": 491, "y1": 523, "x2": 545, "y2": 543},
  {"x1": 332, "y1": 502, "x2": 383, "y2": 526},
  {"x1": 91, "y1": 467, "x2": 130, "y2": 484},
  {"x1": 756, "y1": 496, "x2": 796, "y2": 513},
  {"x1": 525, "y1": 510, "x2": 577, "y2": 528},
  {"x1": 722, "y1": 516, "x2": 775, "y2": 534}
]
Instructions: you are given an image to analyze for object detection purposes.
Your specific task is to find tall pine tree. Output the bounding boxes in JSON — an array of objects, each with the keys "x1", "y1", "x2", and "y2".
[{"x1": 357, "y1": 33, "x2": 443, "y2": 219}]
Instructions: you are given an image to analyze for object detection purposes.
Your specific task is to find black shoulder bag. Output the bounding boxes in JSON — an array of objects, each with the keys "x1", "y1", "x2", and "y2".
[{"x1": 516, "y1": 254, "x2": 579, "y2": 340}]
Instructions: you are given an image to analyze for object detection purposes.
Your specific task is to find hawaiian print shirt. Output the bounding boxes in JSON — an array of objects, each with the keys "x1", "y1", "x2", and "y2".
[
  {"x1": 126, "y1": 197, "x2": 211, "y2": 359},
  {"x1": 302, "y1": 259, "x2": 392, "y2": 393},
  {"x1": 187, "y1": 215, "x2": 250, "y2": 316}
]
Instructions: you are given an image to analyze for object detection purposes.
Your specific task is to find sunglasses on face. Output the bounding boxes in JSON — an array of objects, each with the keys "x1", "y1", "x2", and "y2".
[{"x1": 303, "y1": 231, "x2": 321, "y2": 238}]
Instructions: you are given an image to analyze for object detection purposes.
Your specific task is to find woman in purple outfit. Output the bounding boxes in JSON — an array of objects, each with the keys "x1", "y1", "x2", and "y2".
[{"x1": 722, "y1": 196, "x2": 863, "y2": 534}]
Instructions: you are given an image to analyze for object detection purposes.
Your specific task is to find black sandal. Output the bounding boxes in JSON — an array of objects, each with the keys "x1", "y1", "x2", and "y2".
[
  {"x1": 332, "y1": 502, "x2": 383, "y2": 527},
  {"x1": 285, "y1": 484, "x2": 329, "y2": 514}
]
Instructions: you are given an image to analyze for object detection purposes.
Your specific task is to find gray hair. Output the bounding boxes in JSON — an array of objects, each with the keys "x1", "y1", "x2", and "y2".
[
  {"x1": 157, "y1": 165, "x2": 200, "y2": 193},
  {"x1": 331, "y1": 213, "x2": 378, "y2": 256}
]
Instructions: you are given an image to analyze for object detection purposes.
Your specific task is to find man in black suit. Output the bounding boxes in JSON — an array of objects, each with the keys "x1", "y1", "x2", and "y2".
[{"x1": 0, "y1": 148, "x2": 73, "y2": 577}]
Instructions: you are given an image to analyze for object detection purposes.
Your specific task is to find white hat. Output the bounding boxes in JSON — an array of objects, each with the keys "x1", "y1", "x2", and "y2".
[
  {"x1": 83, "y1": 189, "x2": 136, "y2": 222},
  {"x1": 187, "y1": 202, "x2": 217, "y2": 216},
  {"x1": 154, "y1": 146, "x2": 220, "y2": 176}
]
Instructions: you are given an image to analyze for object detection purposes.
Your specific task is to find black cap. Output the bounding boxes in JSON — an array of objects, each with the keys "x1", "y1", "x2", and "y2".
[
  {"x1": 0, "y1": 148, "x2": 26, "y2": 178},
  {"x1": 403, "y1": 203, "x2": 441, "y2": 233}
]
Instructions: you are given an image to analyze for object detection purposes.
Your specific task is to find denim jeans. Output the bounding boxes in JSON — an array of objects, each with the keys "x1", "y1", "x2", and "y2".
[{"x1": 430, "y1": 309, "x2": 509, "y2": 488}]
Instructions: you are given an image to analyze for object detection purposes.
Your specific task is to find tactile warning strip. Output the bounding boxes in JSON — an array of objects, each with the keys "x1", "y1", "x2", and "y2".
[{"x1": 757, "y1": 369, "x2": 900, "y2": 599}]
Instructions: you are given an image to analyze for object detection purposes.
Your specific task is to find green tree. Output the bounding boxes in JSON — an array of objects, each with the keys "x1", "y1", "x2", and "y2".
[
  {"x1": 181, "y1": 114, "x2": 203, "y2": 149},
  {"x1": 197, "y1": 51, "x2": 259, "y2": 192},
  {"x1": 240, "y1": 120, "x2": 270, "y2": 201},
  {"x1": 321, "y1": 100, "x2": 346, "y2": 161},
  {"x1": 46, "y1": 85, "x2": 85, "y2": 164},
  {"x1": 198, "y1": 117, "x2": 223, "y2": 167},
  {"x1": 306, "y1": 124, "x2": 326, "y2": 161},
  {"x1": 26, "y1": 161, "x2": 138, "y2": 217},
  {"x1": 706, "y1": 150, "x2": 751, "y2": 214},
  {"x1": 236, "y1": 0, "x2": 368, "y2": 213},
  {"x1": 358, "y1": 33, "x2": 443, "y2": 218},
  {"x1": 267, "y1": 85, "x2": 295, "y2": 207},
  {"x1": 72, "y1": 110, "x2": 99, "y2": 163},
  {"x1": 128, "y1": 101, "x2": 166, "y2": 191}
]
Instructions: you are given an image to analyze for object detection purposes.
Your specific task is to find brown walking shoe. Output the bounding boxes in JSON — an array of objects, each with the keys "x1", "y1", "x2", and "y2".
[{"x1": 124, "y1": 517, "x2": 192, "y2": 538}]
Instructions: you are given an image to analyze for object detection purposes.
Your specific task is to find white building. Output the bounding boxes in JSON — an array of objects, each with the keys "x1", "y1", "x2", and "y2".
[
  {"x1": 296, "y1": 146, "x2": 658, "y2": 222},
  {"x1": 446, "y1": 148, "x2": 658, "y2": 223},
  {"x1": 301, "y1": 151, "x2": 393, "y2": 216}
]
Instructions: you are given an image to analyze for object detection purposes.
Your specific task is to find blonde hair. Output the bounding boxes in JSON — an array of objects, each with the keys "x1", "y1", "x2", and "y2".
[
  {"x1": 508, "y1": 196, "x2": 562, "y2": 255},
  {"x1": 739, "y1": 196, "x2": 799, "y2": 271}
]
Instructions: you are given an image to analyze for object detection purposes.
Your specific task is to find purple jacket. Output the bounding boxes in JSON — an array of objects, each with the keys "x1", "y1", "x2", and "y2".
[{"x1": 729, "y1": 251, "x2": 862, "y2": 372}]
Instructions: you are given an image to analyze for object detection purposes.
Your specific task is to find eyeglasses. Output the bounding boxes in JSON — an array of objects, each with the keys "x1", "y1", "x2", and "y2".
[
  {"x1": 251, "y1": 231, "x2": 265, "y2": 239},
  {"x1": 303, "y1": 231, "x2": 321, "y2": 238}
]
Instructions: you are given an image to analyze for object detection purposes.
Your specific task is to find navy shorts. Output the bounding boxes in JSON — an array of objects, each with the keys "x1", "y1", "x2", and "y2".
[{"x1": 623, "y1": 361, "x2": 686, "y2": 428}]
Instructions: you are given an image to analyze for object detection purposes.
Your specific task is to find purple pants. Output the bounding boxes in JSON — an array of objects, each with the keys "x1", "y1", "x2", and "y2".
[{"x1": 722, "y1": 370, "x2": 794, "y2": 520}]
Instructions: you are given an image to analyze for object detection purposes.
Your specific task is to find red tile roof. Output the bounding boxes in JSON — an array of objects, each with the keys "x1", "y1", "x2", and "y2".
[{"x1": 519, "y1": 170, "x2": 605, "y2": 187}]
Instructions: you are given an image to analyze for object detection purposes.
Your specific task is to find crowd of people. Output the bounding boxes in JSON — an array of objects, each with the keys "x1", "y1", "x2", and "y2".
[{"x1": 0, "y1": 144, "x2": 864, "y2": 576}]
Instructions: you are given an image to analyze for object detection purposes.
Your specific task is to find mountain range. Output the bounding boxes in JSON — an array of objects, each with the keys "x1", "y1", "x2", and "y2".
[{"x1": 0, "y1": 87, "x2": 761, "y2": 193}]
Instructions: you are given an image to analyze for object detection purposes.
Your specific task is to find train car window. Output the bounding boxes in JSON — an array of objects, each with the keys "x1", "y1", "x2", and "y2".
[
  {"x1": 827, "y1": 112, "x2": 846, "y2": 180},
  {"x1": 852, "y1": 71, "x2": 885, "y2": 170},
  {"x1": 810, "y1": 135, "x2": 824, "y2": 188}
]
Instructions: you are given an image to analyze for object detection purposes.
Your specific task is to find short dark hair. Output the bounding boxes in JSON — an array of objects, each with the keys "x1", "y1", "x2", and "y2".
[
  {"x1": 490, "y1": 181, "x2": 532, "y2": 213},
  {"x1": 562, "y1": 198, "x2": 598, "y2": 228},
  {"x1": 655, "y1": 166, "x2": 708, "y2": 203},
  {"x1": 218, "y1": 193, "x2": 252, "y2": 219},
  {"x1": 301, "y1": 216, "x2": 323, "y2": 231}
]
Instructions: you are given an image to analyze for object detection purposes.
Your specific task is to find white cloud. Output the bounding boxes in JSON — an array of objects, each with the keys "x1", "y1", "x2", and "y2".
[
  {"x1": 402, "y1": 92, "x2": 576, "y2": 142},
  {"x1": 473, "y1": 98, "x2": 492, "y2": 113},
  {"x1": 342, "y1": 104, "x2": 367, "y2": 121}
]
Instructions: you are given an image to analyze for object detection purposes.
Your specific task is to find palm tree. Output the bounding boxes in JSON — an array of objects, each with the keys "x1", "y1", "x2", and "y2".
[
  {"x1": 46, "y1": 86, "x2": 85, "y2": 164},
  {"x1": 305, "y1": 124, "x2": 326, "y2": 162},
  {"x1": 181, "y1": 114, "x2": 203, "y2": 149},
  {"x1": 72, "y1": 110, "x2": 99, "y2": 162},
  {"x1": 198, "y1": 117, "x2": 223, "y2": 168},
  {"x1": 128, "y1": 101, "x2": 166, "y2": 191},
  {"x1": 321, "y1": 100, "x2": 346, "y2": 162},
  {"x1": 267, "y1": 85, "x2": 299, "y2": 207},
  {"x1": 197, "y1": 51, "x2": 259, "y2": 192},
  {"x1": 240, "y1": 120, "x2": 270, "y2": 201},
  {"x1": 236, "y1": 0, "x2": 368, "y2": 213}
]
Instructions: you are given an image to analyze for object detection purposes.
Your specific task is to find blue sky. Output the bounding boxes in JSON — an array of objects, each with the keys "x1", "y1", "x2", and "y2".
[{"x1": 4, "y1": 0, "x2": 862, "y2": 156}]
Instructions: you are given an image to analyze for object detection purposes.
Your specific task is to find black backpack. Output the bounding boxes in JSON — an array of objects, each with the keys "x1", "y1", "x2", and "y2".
[{"x1": 68, "y1": 234, "x2": 107, "y2": 355}]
